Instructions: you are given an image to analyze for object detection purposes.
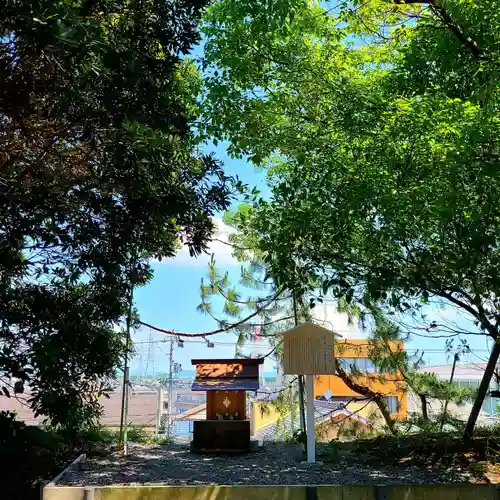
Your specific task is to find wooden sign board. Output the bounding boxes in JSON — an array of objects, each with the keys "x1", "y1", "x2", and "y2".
[{"x1": 282, "y1": 322, "x2": 338, "y2": 375}]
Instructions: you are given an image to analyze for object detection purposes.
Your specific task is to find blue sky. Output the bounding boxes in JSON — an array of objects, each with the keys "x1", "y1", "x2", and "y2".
[
  {"x1": 129, "y1": 38, "x2": 278, "y2": 376},
  {"x1": 129, "y1": 143, "x2": 276, "y2": 376}
]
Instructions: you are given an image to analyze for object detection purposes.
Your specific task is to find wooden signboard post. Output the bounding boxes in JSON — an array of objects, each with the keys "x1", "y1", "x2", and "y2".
[{"x1": 281, "y1": 322, "x2": 340, "y2": 463}]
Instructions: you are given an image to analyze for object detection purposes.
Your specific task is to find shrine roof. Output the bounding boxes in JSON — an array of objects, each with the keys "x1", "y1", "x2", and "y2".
[
  {"x1": 191, "y1": 358, "x2": 264, "y2": 366},
  {"x1": 191, "y1": 358, "x2": 263, "y2": 392},
  {"x1": 191, "y1": 377, "x2": 260, "y2": 392}
]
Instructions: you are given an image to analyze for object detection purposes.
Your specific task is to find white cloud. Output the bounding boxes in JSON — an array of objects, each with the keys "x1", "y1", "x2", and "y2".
[
  {"x1": 154, "y1": 217, "x2": 238, "y2": 268},
  {"x1": 311, "y1": 302, "x2": 366, "y2": 340}
]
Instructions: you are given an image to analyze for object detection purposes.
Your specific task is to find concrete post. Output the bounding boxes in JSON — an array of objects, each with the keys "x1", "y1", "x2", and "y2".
[{"x1": 83, "y1": 487, "x2": 95, "y2": 500}]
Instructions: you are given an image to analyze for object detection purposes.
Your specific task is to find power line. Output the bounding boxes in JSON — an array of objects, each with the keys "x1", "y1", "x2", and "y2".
[
  {"x1": 134, "y1": 338, "x2": 271, "y2": 347},
  {"x1": 133, "y1": 337, "x2": 492, "y2": 353},
  {"x1": 133, "y1": 326, "x2": 373, "y2": 345}
]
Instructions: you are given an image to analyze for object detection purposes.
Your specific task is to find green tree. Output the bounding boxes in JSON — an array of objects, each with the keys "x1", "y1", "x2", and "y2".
[
  {"x1": 0, "y1": 0, "x2": 237, "y2": 429},
  {"x1": 198, "y1": 256, "x2": 294, "y2": 351},
  {"x1": 365, "y1": 308, "x2": 472, "y2": 431},
  {"x1": 200, "y1": 229, "x2": 470, "y2": 436},
  {"x1": 330, "y1": 302, "x2": 470, "y2": 435},
  {"x1": 200, "y1": 0, "x2": 500, "y2": 439}
]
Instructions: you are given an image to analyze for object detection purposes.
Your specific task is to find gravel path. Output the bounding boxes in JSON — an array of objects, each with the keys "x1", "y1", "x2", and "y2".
[{"x1": 60, "y1": 443, "x2": 477, "y2": 486}]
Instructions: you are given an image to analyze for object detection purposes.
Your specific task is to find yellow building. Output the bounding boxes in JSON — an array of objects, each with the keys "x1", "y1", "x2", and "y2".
[
  {"x1": 314, "y1": 339, "x2": 408, "y2": 420},
  {"x1": 248, "y1": 334, "x2": 407, "y2": 439}
]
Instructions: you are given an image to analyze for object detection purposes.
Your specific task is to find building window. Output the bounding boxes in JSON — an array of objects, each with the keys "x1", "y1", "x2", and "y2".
[
  {"x1": 338, "y1": 357, "x2": 379, "y2": 374},
  {"x1": 384, "y1": 396, "x2": 399, "y2": 413},
  {"x1": 354, "y1": 358, "x2": 367, "y2": 371},
  {"x1": 339, "y1": 358, "x2": 356, "y2": 371}
]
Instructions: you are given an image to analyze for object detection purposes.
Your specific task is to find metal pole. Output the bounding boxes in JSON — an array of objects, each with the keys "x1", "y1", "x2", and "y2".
[
  {"x1": 440, "y1": 352, "x2": 459, "y2": 431},
  {"x1": 118, "y1": 256, "x2": 135, "y2": 453},
  {"x1": 166, "y1": 336, "x2": 174, "y2": 437},
  {"x1": 306, "y1": 374, "x2": 316, "y2": 463},
  {"x1": 123, "y1": 366, "x2": 130, "y2": 456},
  {"x1": 298, "y1": 377, "x2": 306, "y2": 431}
]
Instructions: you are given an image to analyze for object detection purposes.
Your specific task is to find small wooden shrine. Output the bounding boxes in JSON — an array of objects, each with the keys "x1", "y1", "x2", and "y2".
[{"x1": 190, "y1": 357, "x2": 264, "y2": 453}]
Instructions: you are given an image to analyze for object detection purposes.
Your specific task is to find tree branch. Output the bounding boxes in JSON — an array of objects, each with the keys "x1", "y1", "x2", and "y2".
[
  {"x1": 435, "y1": 289, "x2": 496, "y2": 338},
  {"x1": 215, "y1": 285, "x2": 276, "y2": 306},
  {"x1": 394, "y1": 0, "x2": 482, "y2": 59},
  {"x1": 430, "y1": 3, "x2": 481, "y2": 59},
  {"x1": 334, "y1": 359, "x2": 398, "y2": 435},
  {"x1": 139, "y1": 292, "x2": 283, "y2": 337},
  {"x1": 331, "y1": 399, "x2": 375, "y2": 427}
]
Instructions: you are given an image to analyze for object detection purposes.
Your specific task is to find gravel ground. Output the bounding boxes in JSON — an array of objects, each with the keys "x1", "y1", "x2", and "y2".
[{"x1": 60, "y1": 443, "x2": 477, "y2": 486}]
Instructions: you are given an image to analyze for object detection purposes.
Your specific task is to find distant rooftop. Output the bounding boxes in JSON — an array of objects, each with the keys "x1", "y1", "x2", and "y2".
[
  {"x1": 254, "y1": 400, "x2": 371, "y2": 441},
  {"x1": 418, "y1": 363, "x2": 487, "y2": 381}
]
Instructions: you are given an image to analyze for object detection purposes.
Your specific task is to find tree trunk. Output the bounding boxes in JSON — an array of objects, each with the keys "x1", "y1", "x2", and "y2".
[
  {"x1": 419, "y1": 393, "x2": 428, "y2": 423},
  {"x1": 373, "y1": 396, "x2": 399, "y2": 436},
  {"x1": 464, "y1": 338, "x2": 500, "y2": 440},
  {"x1": 334, "y1": 359, "x2": 398, "y2": 435},
  {"x1": 440, "y1": 353, "x2": 458, "y2": 431},
  {"x1": 292, "y1": 291, "x2": 306, "y2": 433}
]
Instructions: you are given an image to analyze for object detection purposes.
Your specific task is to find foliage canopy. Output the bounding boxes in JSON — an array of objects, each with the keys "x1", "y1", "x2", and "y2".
[
  {"x1": 0, "y1": 0, "x2": 237, "y2": 428},
  {"x1": 201, "y1": 0, "x2": 500, "y2": 436}
]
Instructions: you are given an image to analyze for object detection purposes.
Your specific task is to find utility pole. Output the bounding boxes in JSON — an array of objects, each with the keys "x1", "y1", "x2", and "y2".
[
  {"x1": 166, "y1": 336, "x2": 174, "y2": 437},
  {"x1": 145, "y1": 328, "x2": 155, "y2": 378},
  {"x1": 118, "y1": 252, "x2": 136, "y2": 456},
  {"x1": 122, "y1": 367, "x2": 130, "y2": 455}
]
